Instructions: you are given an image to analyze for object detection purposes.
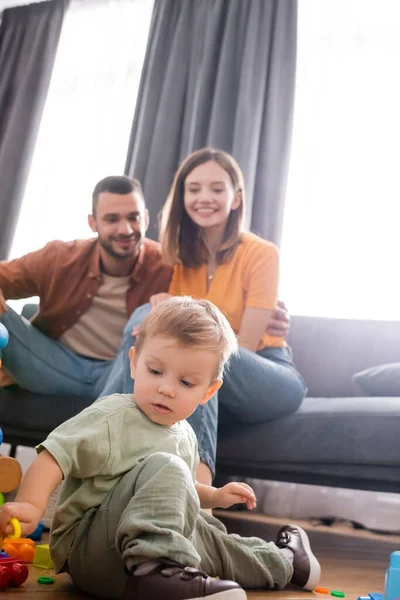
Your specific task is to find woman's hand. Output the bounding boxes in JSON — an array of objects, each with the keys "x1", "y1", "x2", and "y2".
[
  {"x1": 213, "y1": 482, "x2": 257, "y2": 510},
  {"x1": 131, "y1": 293, "x2": 173, "y2": 336},
  {"x1": 0, "y1": 501, "x2": 42, "y2": 539}
]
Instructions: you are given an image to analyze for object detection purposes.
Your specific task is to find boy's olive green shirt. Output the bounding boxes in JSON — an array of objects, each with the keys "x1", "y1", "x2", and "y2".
[{"x1": 37, "y1": 394, "x2": 198, "y2": 572}]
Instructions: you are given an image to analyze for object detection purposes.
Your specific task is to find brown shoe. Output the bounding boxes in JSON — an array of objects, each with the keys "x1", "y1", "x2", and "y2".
[
  {"x1": 124, "y1": 558, "x2": 246, "y2": 599},
  {"x1": 276, "y1": 524, "x2": 321, "y2": 591}
]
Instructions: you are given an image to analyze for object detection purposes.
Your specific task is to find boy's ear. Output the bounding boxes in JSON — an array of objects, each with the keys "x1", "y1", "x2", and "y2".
[
  {"x1": 129, "y1": 346, "x2": 137, "y2": 379},
  {"x1": 199, "y1": 379, "x2": 223, "y2": 405}
]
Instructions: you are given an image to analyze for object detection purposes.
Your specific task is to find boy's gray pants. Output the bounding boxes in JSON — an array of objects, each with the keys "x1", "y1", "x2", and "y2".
[{"x1": 66, "y1": 453, "x2": 292, "y2": 598}]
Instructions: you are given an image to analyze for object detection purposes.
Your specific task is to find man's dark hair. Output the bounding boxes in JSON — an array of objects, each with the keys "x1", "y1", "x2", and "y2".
[{"x1": 92, "y1": 176, "x2": 144, "y2": 215}]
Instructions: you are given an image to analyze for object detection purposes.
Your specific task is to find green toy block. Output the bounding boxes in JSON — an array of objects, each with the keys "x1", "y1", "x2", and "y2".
[{"x1": 33, "y1": 544, "x2": 54, "y2": 569}]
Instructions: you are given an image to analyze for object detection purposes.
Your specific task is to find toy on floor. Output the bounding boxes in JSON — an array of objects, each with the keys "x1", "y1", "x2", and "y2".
[
  {"x1": 38, "y1": 576, "x2": 55, "y2": 585},
  {"x1": 384, "y1": 551, "x2": 400, "y2": 600},
  {"x1": 2, "y1": 537, "x2": 35, "y2": 562},
  {"x1": 0, "y1": 556, "x2": 29, "y2": 589},
  {"x1": 0, "y1": 427, "x2": 22, "y2": 546},
  {"x1": 33, "y1": 543, "x2": 54, "y2": 569},
  {"x1": 0, "y1": 326, "x2": 22, "y2": 496},
  {"x1": 28, "y1": 520, "x2": 44, "y2": 541},
  {"x1": 0, "y1": 324, "x2": 22, "y2": 525},
  {"x1": 0, "y1": 323, "x2": 24, "y2": 551},
  {"x1": 357, "y1": 594, "x2": 384, "y2": 600}
]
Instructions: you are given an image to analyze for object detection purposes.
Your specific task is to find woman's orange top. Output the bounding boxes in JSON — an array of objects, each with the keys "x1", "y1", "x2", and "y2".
[{"x1": 168, "y1": 232, "x2": 285, "y2": 350}]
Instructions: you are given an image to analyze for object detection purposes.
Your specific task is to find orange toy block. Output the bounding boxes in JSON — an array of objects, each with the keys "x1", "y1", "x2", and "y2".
[{"x1": 2, "y1": 538, "x2": 35, "y2": 563}]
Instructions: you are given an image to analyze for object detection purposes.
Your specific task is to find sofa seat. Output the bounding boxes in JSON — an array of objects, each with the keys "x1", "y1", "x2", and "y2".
[
  {"x1": 1, "y1": 313, "x2": 399, "y2": 493},
  {"x1": 217, "y1": 396, "x2": 400, "y2": 492}
]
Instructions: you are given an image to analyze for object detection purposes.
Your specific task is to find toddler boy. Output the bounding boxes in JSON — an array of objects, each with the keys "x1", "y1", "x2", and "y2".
[{"x1": 0, "y1": 297, "x2": 320, "y2": 599}]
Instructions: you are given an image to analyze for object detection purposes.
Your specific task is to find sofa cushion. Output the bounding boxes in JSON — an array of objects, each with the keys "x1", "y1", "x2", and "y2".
[
  {"x1": 217, "y1": 396, "x2": 400, "y2": 490},
  {"x1": 353, "y1": 363, "x2": 400, "y2": 396}
]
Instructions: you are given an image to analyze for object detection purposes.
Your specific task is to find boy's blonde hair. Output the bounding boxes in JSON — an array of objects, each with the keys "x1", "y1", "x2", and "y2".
[{"x1": 135, "y1": 297, "x2": 238, "y2": 380}]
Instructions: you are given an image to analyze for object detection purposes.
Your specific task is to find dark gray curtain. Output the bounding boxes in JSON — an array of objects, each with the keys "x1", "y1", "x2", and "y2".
[
  {"x1": 0, "y1": 0, "x2": 68, "y2": 259},
  {"x1": 125, "y1": 0, "x2": 297, "y2": 244}
]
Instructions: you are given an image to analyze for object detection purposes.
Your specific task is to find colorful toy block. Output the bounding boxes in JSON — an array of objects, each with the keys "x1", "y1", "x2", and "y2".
[
  {"x1": 3, "y1": 537, "x2": 35, "y2": 562},
  {"x1": 357, "y1": 593, "x2": 383, "y2": 600},
  {"x1": 28, "y1": 521, "x2": 44, "y2": 541},
  {"x1": 0, "y1": 556, "x2": 29, "y2": 589},
  {"x1": 33, "y1": 544, "x2": 54, "y2": 569},
  {"x1": 385, "y1": 551, "x2": 400, "y2": 600}
]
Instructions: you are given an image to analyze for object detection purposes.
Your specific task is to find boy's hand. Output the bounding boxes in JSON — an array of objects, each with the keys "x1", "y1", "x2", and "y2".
[
  {"x1": 0, "y1": 502, "x2": 42, "y2": 538},
  {"x1": 213, "y1": 482, "x2": 257, "y2": 510}
]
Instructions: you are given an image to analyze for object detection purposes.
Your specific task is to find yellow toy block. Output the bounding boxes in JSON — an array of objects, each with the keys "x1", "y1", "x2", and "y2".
[{"x1": 33, "y1": 544, "x2": 54, "y2": 569}]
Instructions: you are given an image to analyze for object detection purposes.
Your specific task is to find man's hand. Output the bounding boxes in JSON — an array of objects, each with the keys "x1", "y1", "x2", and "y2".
[
  {"x1": 267, "y1": 300, "x2": 290, "y2": 338},
  {"x1": 132, "y1": 293, "x2": 173, "y2": 336},
  {"x1": 0, "y1": 502, "x2": 42, "y2": 539},
  {"x1": 213, "y1": 482, "x2": 257, "y2": 510},
  {"x1": 0, "y1": 288, "x2": 7, "y2": 315}
]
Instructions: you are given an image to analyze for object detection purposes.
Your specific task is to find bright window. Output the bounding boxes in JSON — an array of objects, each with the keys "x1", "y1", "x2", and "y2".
[
  {"x1": 9, "y1": 0, "x2": 153, "y2": 259},
  {"x1": 280, "y1": 0, "x2": 400, "y2": 320}
]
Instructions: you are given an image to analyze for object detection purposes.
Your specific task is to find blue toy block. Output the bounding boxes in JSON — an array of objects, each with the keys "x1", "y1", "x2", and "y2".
[
  {"x1": 385, "y1": 551, "x2": 400, "y2": 600},
  {"x1": 358, "y1": 594, "x2": 384, "y2": 600},
  {"x1": 27, "y1": 521, "x2": 44, "y2": 541}
]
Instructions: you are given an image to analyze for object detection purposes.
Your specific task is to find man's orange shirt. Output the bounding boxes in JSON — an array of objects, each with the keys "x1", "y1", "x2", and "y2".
[{"x1": 169, "y1": 232, "x2": 285, "y2": 350}]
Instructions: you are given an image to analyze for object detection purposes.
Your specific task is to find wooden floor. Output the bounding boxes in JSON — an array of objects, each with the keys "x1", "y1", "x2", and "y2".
[{"x1": 4, "y1": 513, "x2": 398, "y2": 599}]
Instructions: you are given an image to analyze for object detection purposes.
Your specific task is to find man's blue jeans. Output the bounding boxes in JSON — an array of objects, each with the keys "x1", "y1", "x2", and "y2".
[{"x1": 1, "y1": 304, "x2": 306, "y2": 477}]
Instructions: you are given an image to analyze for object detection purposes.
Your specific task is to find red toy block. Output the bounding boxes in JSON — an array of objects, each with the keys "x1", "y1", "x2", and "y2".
[{"x1": 0, "y1": 557, "x2": 29, "y2": 588}]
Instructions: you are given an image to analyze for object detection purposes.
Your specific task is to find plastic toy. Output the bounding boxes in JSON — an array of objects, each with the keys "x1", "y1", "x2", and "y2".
[
  {"x1": 0, "y1": 556, "x2": 29, "y2": 589},
  {"x1": 38, "y1": 576, "x2": 55, "y2": 584},
  {"x1": 0, "y1": 322, "x2": 9, "y2": 359},
  {"x1": 0, "y1": 323, "x2": 24, "y2": 547},
  {"x1": 33, "y1": 543, "x2": 54, "y2": 569},
  {"x1": 357, "y1": 594, "x2": 384, "y2": 600},
  {"x1": 384, "y1": 551, "x2": 400, "y2": 600},
  {"x1": 0, "y1": 327, "x2": 22, "y2": 493},
  {"x1": 2, "y1": 537, "x2": 35, "y2": 562},
  {"x1": 315, "y1": 588, "x2": 330, "y2": 594},
  {"x1": 28, "y1": 520, "x2": 44, "y2": 541},
  {"x1": 331, "y1": 593, "x2": 345, "y2": 598}
]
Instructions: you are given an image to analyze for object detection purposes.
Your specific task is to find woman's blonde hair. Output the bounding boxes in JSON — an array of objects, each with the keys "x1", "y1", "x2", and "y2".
[
  {"x1": 159, "y1": 148, "x2": 245, "y2": 267},
  {"x1": 135, "y1": 296, "x2": 238, "y2": 380}
]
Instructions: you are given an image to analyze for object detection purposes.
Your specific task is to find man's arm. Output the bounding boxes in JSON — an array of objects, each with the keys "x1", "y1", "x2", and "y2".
[
  {"x1": 0, "y1": 243, "x2": 56, "y2": 301},
  {"x1": 0, "y1": 450, "x2": 62, "y2": 538}
]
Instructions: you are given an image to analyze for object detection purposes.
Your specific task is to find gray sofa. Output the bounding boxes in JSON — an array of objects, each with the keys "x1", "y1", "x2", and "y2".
[{"x1": 1, "y1": 313, "x2": 399, "y2": 492}]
